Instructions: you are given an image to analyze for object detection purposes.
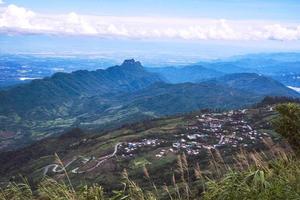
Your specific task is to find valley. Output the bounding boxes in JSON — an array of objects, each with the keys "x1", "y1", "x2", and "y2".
[{"x1": 0, "y1": 105, "x2": 284, "y2": 190}]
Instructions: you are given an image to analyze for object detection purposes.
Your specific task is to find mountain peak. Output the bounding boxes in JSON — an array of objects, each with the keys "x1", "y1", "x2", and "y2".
[{"x1": 121, "y1": 59, "x2": 142, "y2": 68}]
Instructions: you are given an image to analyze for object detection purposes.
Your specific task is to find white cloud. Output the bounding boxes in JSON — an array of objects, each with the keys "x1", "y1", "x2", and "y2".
[
  {"x1": 0, "y1": 0, "x2": 4, "y2": 5},
  {"x1": 263, "y1": 24, "x2": 300, "y2": 41},
  {"x1": 0, "y1": 4, "x2": 35, "y2": 29},
  {"x1": 0, "y1": 4, "x2": 300, "y2": 41}
]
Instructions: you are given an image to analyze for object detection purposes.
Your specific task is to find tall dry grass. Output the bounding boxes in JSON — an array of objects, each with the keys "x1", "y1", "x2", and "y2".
[{"x1": 0, "y1": 139, "x2": 298, "y2": 200}]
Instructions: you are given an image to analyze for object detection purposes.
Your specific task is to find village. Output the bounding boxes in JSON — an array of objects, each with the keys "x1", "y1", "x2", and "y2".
[
  {"x1": 116, "y1": 108, "x2": 273, "y2": 159},
  {"x1": 42, "y1": 107, "x2": 275, "y2": 175}
]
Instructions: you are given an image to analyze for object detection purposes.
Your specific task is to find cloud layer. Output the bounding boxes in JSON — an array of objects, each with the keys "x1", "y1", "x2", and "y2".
[{"x1": 0, "y1": 4, "x2": 300, "y2": 41}]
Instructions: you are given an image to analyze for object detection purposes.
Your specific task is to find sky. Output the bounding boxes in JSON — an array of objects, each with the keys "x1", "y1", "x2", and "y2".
[{"x1": 0, "y1": 0, "x2": 300, "y2": 60}]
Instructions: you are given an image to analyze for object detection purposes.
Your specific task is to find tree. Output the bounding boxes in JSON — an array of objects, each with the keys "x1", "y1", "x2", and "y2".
[{"x1": 273, "y1": 103, "x2": 300, "y2": 152}]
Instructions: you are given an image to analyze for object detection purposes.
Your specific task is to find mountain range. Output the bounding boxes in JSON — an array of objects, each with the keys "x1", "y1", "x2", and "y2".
[
  {"x1": 0, "y1": 59, "x2": 299, "y2": 151},
  {"x1": 147, "y1": 52, "x2": 300, "y2": 88},
  {"x1": 147, "y1": 65, "x2": 223, "y2": 83}
]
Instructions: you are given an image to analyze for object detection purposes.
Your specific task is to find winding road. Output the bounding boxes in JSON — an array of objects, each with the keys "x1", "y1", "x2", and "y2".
[
  {"x1": 218, "y1": 135, "x2": 225, "y2": 144},
  {"x1": 43, "y1": 143, "x2": 122, "y2": 175}
]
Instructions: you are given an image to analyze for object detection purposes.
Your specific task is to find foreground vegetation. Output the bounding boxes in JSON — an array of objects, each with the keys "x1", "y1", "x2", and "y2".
[
  {"x1": 1, "y1": 149, "x2": 299, "y2": 200},
  {"x1": 1, "y1": 103, "x2": 300, "y2": 200}
]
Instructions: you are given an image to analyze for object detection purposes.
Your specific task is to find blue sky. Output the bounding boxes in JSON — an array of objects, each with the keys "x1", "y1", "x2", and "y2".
[
  {"x1": 4, "y1": 0, "x2": 300, "y2": 20},
  {"x1": 1, "y1": 0, "x2": 300, "y2": 59}
]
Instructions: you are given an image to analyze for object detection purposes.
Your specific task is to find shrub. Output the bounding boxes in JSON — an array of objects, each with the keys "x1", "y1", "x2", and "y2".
[{"x1": 273, "y1": 103, "x2": 300, "y2": 152}]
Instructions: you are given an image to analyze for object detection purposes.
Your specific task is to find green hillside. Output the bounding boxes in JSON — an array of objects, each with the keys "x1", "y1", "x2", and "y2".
[
  {"x1": 0, "y1": 105, "x2": 284, "y2": 191},
  {"x1": 1, "y1": 60, "x2": 298, "y2": 152}
]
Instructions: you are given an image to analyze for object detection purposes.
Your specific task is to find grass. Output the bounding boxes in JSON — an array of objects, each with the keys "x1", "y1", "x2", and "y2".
[
  {"x1": 131, "y1": 158, "x2": 151, "y2": 169},
  {"x1": 203, "y1": 159, "x2": 300, "y2": 200},
  {"x1": 1, "y1": 138, "x2": 299, "y2": 200}
]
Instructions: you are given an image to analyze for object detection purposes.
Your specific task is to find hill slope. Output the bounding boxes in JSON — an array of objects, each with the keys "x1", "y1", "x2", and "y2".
[
  {"x1": 147, "y1": 65, "x2": 223, "y2": 83},
  {"x1": 0, "y1": 59, "x2": 163, "y2": 150},
  {"x1": 120, "y1": 82, "x2": 260, "y2": 115},
  {"x1": 203, "y1": 73, "x2": 300, "y2": 97},
  {"x1": 0, "y1": 59, "x2": 162, "y2": 115}
]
